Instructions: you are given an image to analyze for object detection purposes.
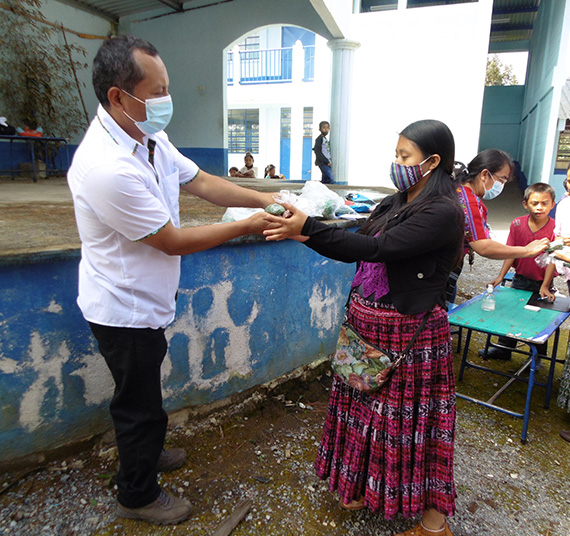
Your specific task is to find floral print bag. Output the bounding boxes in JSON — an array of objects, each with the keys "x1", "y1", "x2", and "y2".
[{"x1": 332, "y1": 312, "x2": 431, "y2": 393}]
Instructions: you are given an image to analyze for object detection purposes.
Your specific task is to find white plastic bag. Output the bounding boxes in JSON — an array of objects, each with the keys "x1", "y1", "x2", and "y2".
[
  {"x1": 273, "y1": 183, "x2": 355, "y2": 219},
  {"x1": 221, "y1": 207, "x2": 263, "y2": 222}
]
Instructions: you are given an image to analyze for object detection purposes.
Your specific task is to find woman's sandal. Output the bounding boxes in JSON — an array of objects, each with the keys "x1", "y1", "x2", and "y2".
[{"x1": 339, "y1": 497, "x2": 365, "y2": 510}]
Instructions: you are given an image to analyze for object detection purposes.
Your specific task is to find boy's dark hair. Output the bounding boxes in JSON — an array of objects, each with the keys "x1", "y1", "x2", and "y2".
[
  {"x1": 454, "y1": 148, "x2": 513, "y2": 186},
  {"x1": 229, "y1": 166, "x2": 238, "y2": 172},
  {"x1": 319, "y1": 121, "x2": 330, "y2": 130},
  {"x1": 523, "y1": 182, "x2": 555, "y2": 203},
  {"x1": 93, "y1": 35, "x2": 159, "y2": 107}
]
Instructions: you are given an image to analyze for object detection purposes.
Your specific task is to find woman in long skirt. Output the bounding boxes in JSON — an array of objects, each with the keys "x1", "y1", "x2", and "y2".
[{"x1": 264, "y1": 119, "x2": 465, "y2": 536}]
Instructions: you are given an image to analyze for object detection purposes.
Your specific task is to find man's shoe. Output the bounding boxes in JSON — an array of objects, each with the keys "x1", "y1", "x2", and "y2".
[
  {"x1": 478, "y1": 347, "x2": 511, "y2": 361},
  {"x1": 117, "y1": 490, "x2": 192, "y2": 525},
  {"x1": 157, "y1": 448, "x2": 186, "y2": 473},
  {"x1": 560, "y1": 430, "x2": 570, "y2": 443}
]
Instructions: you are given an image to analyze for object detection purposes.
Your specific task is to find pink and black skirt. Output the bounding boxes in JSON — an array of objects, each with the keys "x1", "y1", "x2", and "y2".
[{"x1": 314, "y1": 294, "x2": 456, "y2": 519}]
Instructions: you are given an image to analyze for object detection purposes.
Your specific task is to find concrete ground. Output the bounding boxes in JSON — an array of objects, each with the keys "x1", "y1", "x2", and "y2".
[{"x1": 2, "y1": 177, "x2": 570, "y2": 536}]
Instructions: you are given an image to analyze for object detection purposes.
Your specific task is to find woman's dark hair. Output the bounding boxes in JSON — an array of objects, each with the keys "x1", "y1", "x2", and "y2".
[
  {"x1": 93, "y1": 35, "x2": 159, "y2": 107},
  {"x1": 454, "y1": 148, "x2": 513, "y2": 185},
  {"x1": 360, "y1": 119, "x2": 461, "y2": 236}
]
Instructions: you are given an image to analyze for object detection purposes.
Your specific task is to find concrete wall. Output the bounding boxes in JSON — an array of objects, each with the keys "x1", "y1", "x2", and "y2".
[
  {"x1": 119, "y1": 0, "x2": 334, "y2": 176},
  {"x1": 347, "y1": 0, "x2": 493, "y2": 187},
  {"x1": 479, "y1": 85, "x2": 525, "y2": 160},
  {"x1": 519, "y1": 0, "x2": 570, "y2": 186},
  {"x1": 0, "y1": 235, "x2": 355, "y2": 465}
]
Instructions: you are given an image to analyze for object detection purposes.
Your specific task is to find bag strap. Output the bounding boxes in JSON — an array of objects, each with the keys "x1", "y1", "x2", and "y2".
[
  {"x1": 401, "y1": 310, "x2": 431, "y2": 355},
  {"x1": 343, "y1": 291, "x2": 432, "y2": 355}
]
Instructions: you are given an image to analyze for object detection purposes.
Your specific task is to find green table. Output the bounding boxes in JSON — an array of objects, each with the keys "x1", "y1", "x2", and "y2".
[{"x1": 448, "y1": 286, "x2": 569, "y2": 444}]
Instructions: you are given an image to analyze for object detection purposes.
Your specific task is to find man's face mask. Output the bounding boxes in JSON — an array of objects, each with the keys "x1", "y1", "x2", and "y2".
[{"x1": 122, "y1": 91, "x2": 173, "y2": 136}]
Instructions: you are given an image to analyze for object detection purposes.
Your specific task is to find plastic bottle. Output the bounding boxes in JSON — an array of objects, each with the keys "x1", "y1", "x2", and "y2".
[{"x1": 481, "y1": 284, "x2": 496, "y2": 311}]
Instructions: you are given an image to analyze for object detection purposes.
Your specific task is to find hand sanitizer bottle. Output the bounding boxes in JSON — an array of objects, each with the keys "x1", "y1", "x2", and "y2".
[{"x1": 481, "y1": 284, "x2": 496, "y2": 311}]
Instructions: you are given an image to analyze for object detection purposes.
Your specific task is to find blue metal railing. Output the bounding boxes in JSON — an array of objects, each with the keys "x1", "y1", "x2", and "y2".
[{"x1": 227, "y1": 46, "x2": 315, "y2": 85}]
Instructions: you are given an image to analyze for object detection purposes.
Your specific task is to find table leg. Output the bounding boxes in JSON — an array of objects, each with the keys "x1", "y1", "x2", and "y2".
[
  {"x1": 30, "y1": 140, "x2": 37, "y2": 182},
  {"x1": 458, "y1": 328, "x2": 472, "y2": 381},
  {"x1": 544, "y1": 328, "x2": 560, "y2": 409},
  {"x1": 521, "y1": 345, "x2": 537, "y2": 444}
]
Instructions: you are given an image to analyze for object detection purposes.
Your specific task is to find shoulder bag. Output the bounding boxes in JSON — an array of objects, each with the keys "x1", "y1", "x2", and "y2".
[{"x1": 332, "y1": 304, "x2": 431, "y2": 393}]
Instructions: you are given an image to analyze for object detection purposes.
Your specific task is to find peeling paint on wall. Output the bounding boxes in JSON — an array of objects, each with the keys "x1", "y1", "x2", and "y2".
[{"x1": 0, "y1": 234, "x2": 356, "y2": 463}]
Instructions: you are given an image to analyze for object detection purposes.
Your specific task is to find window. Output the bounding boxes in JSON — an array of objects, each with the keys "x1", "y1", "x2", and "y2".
[
  {"x1": 228, "y1": 109, "x2": 259, "y2": 154},
  {"x1": 360, "y1": 0, "x2": 397, "y2": 12},
  {"x1": 359, "y1": 0, "x2": 476, "y2": 11},
  {"x1": 406, "y1": 0, "x2": 476, "y2": 7},
  {"x1": 280, "y1": 108, "x2": 291, "y2": 139},
  {"x1": 303, "y1": 107, "x2": 313, "y2": 138},
  {"x1": 556, "y1": 119, "x2": 570, "y2": 171}
]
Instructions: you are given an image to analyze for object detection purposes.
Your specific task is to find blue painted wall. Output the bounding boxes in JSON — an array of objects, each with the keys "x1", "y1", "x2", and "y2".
[
  {"x1": 479, "y1": 85, "x2": 524, "y2": 160},
  {"x1": 0, "y1": 234, "x2": 355, "y2": 465}
]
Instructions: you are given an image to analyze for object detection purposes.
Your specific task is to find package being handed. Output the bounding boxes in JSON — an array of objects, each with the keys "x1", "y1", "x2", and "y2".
[
  {"x1": 535, "y1": 237, "x2": 570, "y2": 276},
  {"x1": 273, "y1": 182, "x2": 356, "y2": 219}
]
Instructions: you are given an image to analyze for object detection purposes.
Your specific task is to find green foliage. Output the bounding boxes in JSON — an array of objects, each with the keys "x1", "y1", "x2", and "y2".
[
  {"x1": 486, "y1": 54, "x2": 519, "y2": 87},
  {"x1": 0, "y1": 0, "x2": 88, "y2": 138}
]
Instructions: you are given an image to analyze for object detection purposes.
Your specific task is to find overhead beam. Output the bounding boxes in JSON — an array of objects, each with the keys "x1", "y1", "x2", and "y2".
[
  {"x1": 157, "y1": 0, "x2": 185, "y2": 12},
  {"x1": 55, "y1": 0, "x2": 119, "y2": 24}
]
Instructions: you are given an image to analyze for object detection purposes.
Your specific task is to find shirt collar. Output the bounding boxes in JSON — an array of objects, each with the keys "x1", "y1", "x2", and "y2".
[{"x1": 96, "y1": 104, "x2": 155, "y2": 152}]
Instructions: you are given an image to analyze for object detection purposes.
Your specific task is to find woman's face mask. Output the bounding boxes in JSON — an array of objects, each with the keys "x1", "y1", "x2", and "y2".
[
  {"x1": 482, "y1": 174, "x2": 505, "y2": 200},
  {"x1": 389, "y1": 155, "x2": 433, "y2": 192},
  {"x1": 122, "y1": 91, "x2": 173, "y2": 136}
]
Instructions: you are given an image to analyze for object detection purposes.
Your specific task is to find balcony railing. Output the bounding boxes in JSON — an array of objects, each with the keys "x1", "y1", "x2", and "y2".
[{"x1": 227, "y1": 46, "x2": 315, "y2": 85}]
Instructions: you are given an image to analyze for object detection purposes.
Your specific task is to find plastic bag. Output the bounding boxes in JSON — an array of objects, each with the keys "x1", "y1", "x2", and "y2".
[
  {"x1": 221, "y1": 207, "x2": 263, "y2": 222},
  {"x1": 273, "y1": 182, "x2": 356, "y2": 219}
]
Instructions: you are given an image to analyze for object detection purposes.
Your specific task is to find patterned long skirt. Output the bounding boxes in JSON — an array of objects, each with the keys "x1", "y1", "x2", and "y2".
[
  {"x1": 557, "y1": 343, "x2": 570, "y2": 412},
  {"x1": 314, "y1": 294, "x2": 456, "y2": 519}
]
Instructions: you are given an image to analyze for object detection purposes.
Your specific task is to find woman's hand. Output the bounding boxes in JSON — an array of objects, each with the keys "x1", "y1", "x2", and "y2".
[
  {"x1": 562, "y1": 236, "x2": 570, "y2": 247},
  {"x1": 524, "y1": 238, "x2": 549, "y2": 257},
  {"x1": 263, "y1": 203, "x2": 308, "y2": 241}
]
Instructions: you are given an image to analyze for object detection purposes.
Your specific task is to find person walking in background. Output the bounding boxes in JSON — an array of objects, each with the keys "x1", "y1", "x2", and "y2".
[
  {"x1": 265, "y1": 119, "x2": 464, "y2": 536},
  {"x1": 313, "y1": 120, "x2": 335, "y2": 184},
  {"x1": 67, "y1": 35, "x2": 275, "y2": 526}
]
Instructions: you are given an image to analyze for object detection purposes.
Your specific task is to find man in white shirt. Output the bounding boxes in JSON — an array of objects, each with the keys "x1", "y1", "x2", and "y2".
[{"x1": 68, "y1": 35, "x2": 275, "y2": 525}]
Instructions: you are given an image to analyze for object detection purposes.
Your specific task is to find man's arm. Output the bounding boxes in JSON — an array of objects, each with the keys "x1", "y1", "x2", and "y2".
[
  {"x1": 181, "y1": 170, "x2": 274, "y2": 208},
  {"x1": 141, "y1": 170, "x2": 276, "y2": 256},
  {"x1": 141, "y1": 213, "x2": 270, "y2": 256}
]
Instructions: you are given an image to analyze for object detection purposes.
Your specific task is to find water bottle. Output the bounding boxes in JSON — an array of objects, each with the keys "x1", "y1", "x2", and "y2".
[{"x1": 481, "y1": 284, "x2": 496, "y2": 311}]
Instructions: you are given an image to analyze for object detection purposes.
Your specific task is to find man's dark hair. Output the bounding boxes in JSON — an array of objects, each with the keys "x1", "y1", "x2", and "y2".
[{"x1": 92, "y1": 35, "x2": 159, "y2": 107}]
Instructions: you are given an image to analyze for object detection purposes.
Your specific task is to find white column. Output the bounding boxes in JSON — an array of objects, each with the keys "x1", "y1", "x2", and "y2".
[
  {"x1": 232, "y1": 45, "x2": 241, "y2": 85},
  {"x1": 290, "y1": 41, "x2": 305, "y2": 180},
  {"x1": 327, "y1": 39, "x2": 360, "y2": 184}
]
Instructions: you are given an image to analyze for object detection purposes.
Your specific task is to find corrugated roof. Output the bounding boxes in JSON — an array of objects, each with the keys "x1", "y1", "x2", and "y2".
[{"x1": 59, "y1": 0, "x2": 541, "y2": 50}]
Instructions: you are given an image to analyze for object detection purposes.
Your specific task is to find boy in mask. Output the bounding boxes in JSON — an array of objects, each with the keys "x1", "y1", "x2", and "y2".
[{"x1": 67, "y1": 35, "x2": 276, "y2": 525}]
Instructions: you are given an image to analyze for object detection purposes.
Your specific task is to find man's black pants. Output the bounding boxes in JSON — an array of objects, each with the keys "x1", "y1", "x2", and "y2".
[{"x1": 89, "y1": 322, "x2": 168, "y2": 508}]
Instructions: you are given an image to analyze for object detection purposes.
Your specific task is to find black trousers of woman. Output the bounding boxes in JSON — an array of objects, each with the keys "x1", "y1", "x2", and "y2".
[{"x1": 89, "y1": 322, "x2": 168, "y2": 508}]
